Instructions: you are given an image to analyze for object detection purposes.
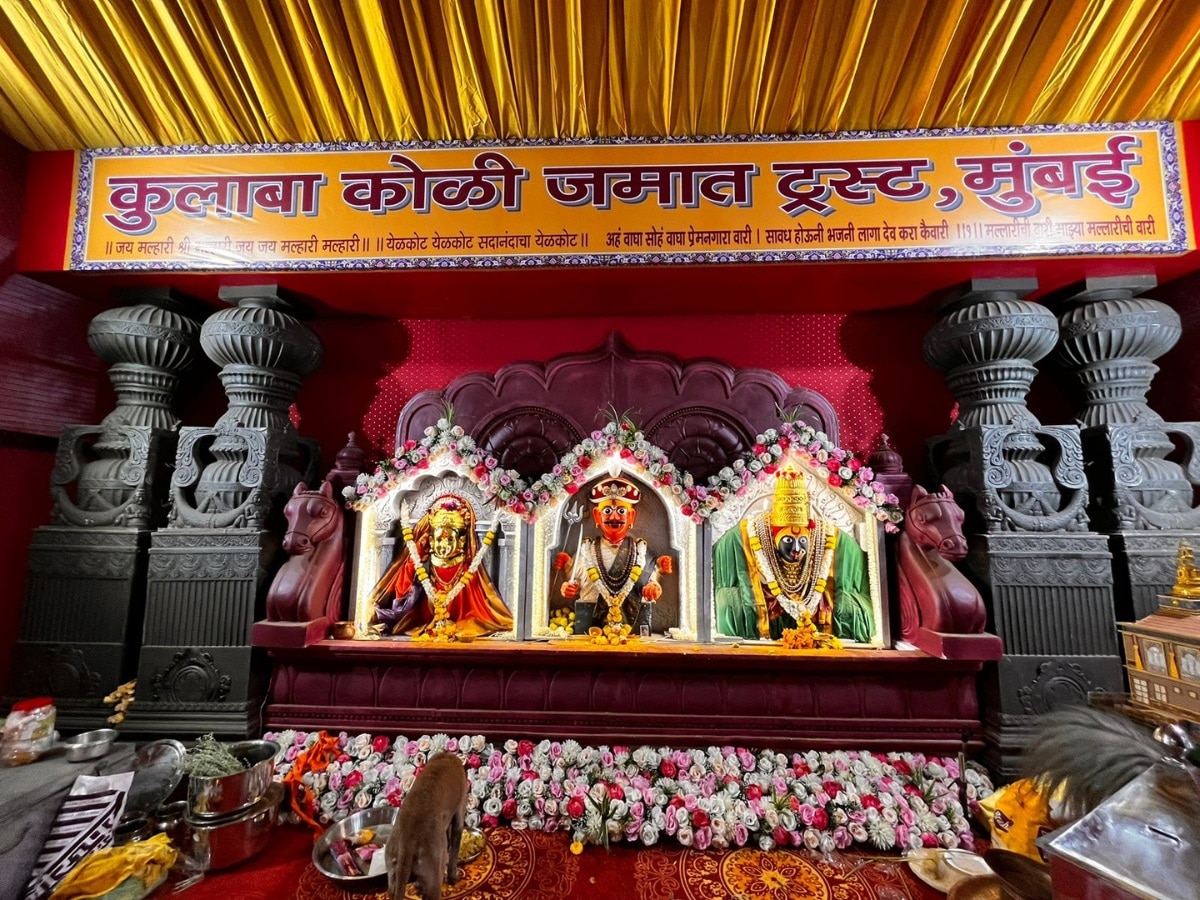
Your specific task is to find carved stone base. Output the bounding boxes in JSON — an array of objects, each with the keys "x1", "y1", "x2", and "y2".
[
  {"x1": 966, "y1": 532, "x2": 1124, "y2": 773},
  {"x1": 1108, "y1": 531, "x2": 1199, "y2": 621},
  {"x1": 265, "y1": 641, "x2": 987, "y2": 755},
  {"x1": 981, "y1": 654, "x2": 1125, "y2": 779},
  {"x1": 133, "y1": 528, "x2": 275, "y2": 738},
  {"x1": 8, "y1": 527, "x2": 150, "y2": 728}
]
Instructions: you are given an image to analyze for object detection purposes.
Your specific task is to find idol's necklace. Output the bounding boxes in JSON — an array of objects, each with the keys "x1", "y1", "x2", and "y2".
[
  {"x1": 749, "y1": 514, "x2": 836, "y2": 620},
  {"x1": 399, "y1": 502, "x2": 499, "y2": 624}
]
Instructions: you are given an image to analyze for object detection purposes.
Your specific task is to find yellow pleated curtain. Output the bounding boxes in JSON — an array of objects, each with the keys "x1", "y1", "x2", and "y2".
[{"x1": 0, "y1": 0, "x2": 1199, "y2": 151}]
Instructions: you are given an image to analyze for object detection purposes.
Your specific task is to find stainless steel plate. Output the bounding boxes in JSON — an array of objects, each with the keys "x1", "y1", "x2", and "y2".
[{"x1": 124, "y1": 739, "x2": 187, "y2": 816}]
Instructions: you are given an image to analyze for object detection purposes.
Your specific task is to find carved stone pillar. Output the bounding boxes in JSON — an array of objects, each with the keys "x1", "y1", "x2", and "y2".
[
  {"x1": 1053, "y1": 276, "x2": 1200, "y2": 620},
  {"x1": 925, "y1": 279, "x2": 1122, "y2": 778},
  {"x1": 127, "y1": 287, "x2": 322, "y2": 737},
  {"x1": 12, "y1": 289, "x2": 201, "y2": 730}
]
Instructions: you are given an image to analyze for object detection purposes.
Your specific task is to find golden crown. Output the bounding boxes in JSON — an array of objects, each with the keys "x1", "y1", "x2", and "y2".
[{"x1": 770, "y1": 469, "x2": 810, "y2": 528}]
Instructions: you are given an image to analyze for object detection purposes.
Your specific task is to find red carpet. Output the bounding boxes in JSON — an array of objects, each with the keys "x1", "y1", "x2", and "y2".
[{"x1": 173, "y1": 825, "x2": 944, "y2": 899}]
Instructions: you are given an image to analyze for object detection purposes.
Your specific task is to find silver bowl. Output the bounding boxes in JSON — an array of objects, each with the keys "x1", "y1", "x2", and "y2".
[
  {"x1": 312, "y1": 806, "x2": 398, "y2": 886},
  {"x1": 187, "y1": 739, "x2": 279, "y2": 820},
  {"x1": 62, "y1": 728, "x2": 119, "y2": 762},
  {"x1": 189, "y1": 782, "x2": 283, "y2": 871}
]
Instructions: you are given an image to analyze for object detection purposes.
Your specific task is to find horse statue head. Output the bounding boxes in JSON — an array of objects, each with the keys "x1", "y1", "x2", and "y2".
[
  {"x1": 266, "y1": 480, "x2": 346, "y2": 623},
  {"x1": 905, "y1": 485, "x2": 968, "y2": 561},
  {"x1": 897, "y1": 484, "x2": 987, "y2": 640},
  {"x1": 282, "y1": 480, "x2": 341, "y2": 556}
]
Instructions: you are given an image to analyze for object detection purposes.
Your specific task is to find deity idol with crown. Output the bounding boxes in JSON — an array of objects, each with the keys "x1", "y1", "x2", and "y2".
[
  {"x1": 369, "y1": 494, "x2": 513, "y2": 640},
  {"x1": 561, "y1": 477, "x2": 674, "y2": 635},
  {"x1": 714, "y1": 469, "x2": 874, "y2": 643}
]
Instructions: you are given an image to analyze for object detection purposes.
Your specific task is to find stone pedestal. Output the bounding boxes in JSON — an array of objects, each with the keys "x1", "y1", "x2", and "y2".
[
  {"x1": 129, "y1": 286, "x2": 322, "y2": 738},
  {"x1": 969, "y1": 532, "x2": 1124, "y2": 777},
  {"x1": 9, "y1": 291, "x2": 200, "y2": 728},
  {"x1": 923, "y1": 279, "x2": 1122, "y2": 777},
  {"x1": 1053, "y1": 277, "x2": 1200, "y2": 622},
  {"x1": 123, "y1": 529, "x2": 272, "y2": 736}
]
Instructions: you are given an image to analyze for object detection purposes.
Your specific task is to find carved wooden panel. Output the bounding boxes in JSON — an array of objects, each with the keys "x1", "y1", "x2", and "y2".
[{"x1": 397, "y1": 335, "x2": 838, "y2": 481}]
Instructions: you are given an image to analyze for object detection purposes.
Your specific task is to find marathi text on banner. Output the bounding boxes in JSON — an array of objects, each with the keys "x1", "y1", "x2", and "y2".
[{"x1": 71, "y1": 122, "x2": 1190, "y2": 269}]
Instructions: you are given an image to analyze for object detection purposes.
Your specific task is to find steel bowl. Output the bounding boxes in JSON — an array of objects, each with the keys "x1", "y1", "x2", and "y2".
[
  {"x1": 312, "y1": 806, "x2": 398, "y2": 886},
  {"x1": 62, "y1": 728, "x2": 119, "y2": 762},
  {"x1": 458, "y1": 826, "x2": 486, "y2": 863},
  {"x1": 188, "y1": 782, "x2": 283, "y2": 871},
  {"x1": 187, "y1": 739, "x2": 279, "y2": 820}
]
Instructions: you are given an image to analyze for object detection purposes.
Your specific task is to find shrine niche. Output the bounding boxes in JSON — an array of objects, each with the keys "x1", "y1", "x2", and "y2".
[
  {"x1": 529, "y1": 435, "x2": 701, "y2": 644},
  {"x1": 705, "y1": 432, "x2": 897, "y2": 648},
  {"x1": 350, "y1": 449, "x2": 524, "y2": 643},
  {"x1": 262, "y1": 338, "x2": 996, "y2": 753}
]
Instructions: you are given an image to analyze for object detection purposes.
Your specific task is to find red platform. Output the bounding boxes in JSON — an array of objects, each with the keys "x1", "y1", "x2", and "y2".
[{"x1": 264, "y1": 639, "x2": 985, "y2": 753}]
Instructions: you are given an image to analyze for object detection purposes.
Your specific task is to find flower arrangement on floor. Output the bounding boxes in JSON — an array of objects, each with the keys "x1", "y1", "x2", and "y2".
[{"x1": 267, "y1": 730, "x2": 993, "y2": 856}]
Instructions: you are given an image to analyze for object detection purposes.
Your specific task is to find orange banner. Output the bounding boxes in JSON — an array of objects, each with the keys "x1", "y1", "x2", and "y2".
[{"x1": 70, "y1": 122, "x2": 1191, "y2": 270}]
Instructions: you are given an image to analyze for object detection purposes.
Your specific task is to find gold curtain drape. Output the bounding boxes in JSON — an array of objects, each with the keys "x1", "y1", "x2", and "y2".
[{"x1": 1, "y1": 0, "x2": 1199, "y2": 151}]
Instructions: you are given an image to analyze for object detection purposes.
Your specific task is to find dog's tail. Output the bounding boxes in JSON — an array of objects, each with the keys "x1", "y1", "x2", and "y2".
[{"x1": 388, "y1": 841, "x2": 414, "y2": 900}]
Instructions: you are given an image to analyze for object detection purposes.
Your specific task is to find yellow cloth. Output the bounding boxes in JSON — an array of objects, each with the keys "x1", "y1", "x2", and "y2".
[
  {"x1": 50, "y1": 834, "x2": 176, "y2": 900},
  {"x1": 975, "y1": 779, "x2": 1055, "y2": 863}
]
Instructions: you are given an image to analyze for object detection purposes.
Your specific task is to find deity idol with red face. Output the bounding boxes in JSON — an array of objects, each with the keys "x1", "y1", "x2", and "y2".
[{"x1": 561, "y1": 477, "x2": 673, "y2": 634}]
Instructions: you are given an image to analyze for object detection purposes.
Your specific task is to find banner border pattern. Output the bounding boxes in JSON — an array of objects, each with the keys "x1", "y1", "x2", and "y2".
[{"x1": 68, "y1": 121, "x2": 1190, "y2": 271}]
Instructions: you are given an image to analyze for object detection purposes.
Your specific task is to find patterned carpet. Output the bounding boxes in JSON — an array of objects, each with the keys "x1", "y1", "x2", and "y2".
[{"x1": 178, "y1": 825, "x2": 942, "y2": 900}]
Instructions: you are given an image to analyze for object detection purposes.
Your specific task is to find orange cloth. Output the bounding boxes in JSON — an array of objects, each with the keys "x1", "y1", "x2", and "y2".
[{"x1": 281, "y1": 732, "x2": 342, "y2": 834}]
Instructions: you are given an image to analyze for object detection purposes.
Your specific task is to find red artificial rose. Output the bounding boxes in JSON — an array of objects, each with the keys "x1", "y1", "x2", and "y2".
[
  {"x1": 922, "y1": 833, "x2": 940, "y2": 848},
  {"x1": 482, "y1": 814, "x2": 499, "y2": 828},
  {"x1": 386, "y1": 789, "x2": 401, "y2": 806},
  {"x1": 566, "y1": 796, "x2": 586, "y2": 818},
  {"x1": 404, "y1": 440, "x2": 417, "y2": 451},
  {"x1": 474, "y1": 463, "x2": 488, "y2": 479},
  {"x1": 793, "y1": 762, "x2": 810, "y2": 777},
  {"x1": 608, "y1": 784, "x2": 625, "y2": 801},
  {"x1": 904, "y1": 783, "x2": 923, "y2": 796},
  {"x1": 745, "y1": 784, "x2": 762, "y2": 801},
  {"x1": 565, "y1": 482, "x2": 579, "y2": 494},
  {"x1": 788, "y1": 796, "x2": 800, "y2": 812},
  {"x1": 862, "y1": 795, "x2": 882, "y2": 810},
  {"x1": 501, "y1": 798, "x2": 518, "y2": 819},
  {"x1": 692, "y1": 809, "x2": 710, "y2": 828},
  {"x1": 753, "y1": 444, "x2": 766, "y2": 455},
  {"x1": 372, "y1": 735, "x2": 391, "y2": 754},
  {"x1": 669, "y1": 796, "x2": 685, "y2": 809},
  {"x1": 518, "y1": 740, "x2": 535, "y2": 757},
  {"x1": 773, "y1": 825, "x2": 790, "y2": 845},
  {"x1": 579, "y1": 457, "x2": 592, "y2": 469},
  {"x1": 660, "y1": 472, "x2": 673, "y2": 485},
  {"x1": 823, "y1": 781, "x2": 842, "y2": 799},
  {"x1": 849, "y1": 458, "x2": 862, "y2": 471},
  {"x1": 826, "y1": 459, "x2": 840, "y2": 472},
  {"x1": 811, "y1": 808, "x2": 829, "y2": 830},
  {"x1": 522, "y1": 770, "x2": 539, "y2": 781},
  {"x1": 764, "y1": 463, "x2": 778, "y2": 475},
  {"x1": 344, "y1": 770, "x2": 363, "y2": 789},
  {"x1": 828, "y1": 475, "x2": 843, "y2": 487},
  {"x1": 660, "y1": 760, "x2": 677, "y2": 778},
  {"x1": 893, "y1": 760, "x2": 912, "y2": 776}
]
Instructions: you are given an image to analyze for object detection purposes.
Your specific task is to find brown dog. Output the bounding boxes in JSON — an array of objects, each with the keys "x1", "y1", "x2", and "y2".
[{"x1": 386, "y1": 752, "x2": 468, "y2": 900}]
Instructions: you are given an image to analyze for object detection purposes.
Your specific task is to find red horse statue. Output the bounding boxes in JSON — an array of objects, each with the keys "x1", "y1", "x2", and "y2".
[
  {"x1": 897, "y1": 485, "x2": 1001, "y2": 660},
  {"x1": 254, "y1": 480, "x2": 345, "y2": 648}
]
